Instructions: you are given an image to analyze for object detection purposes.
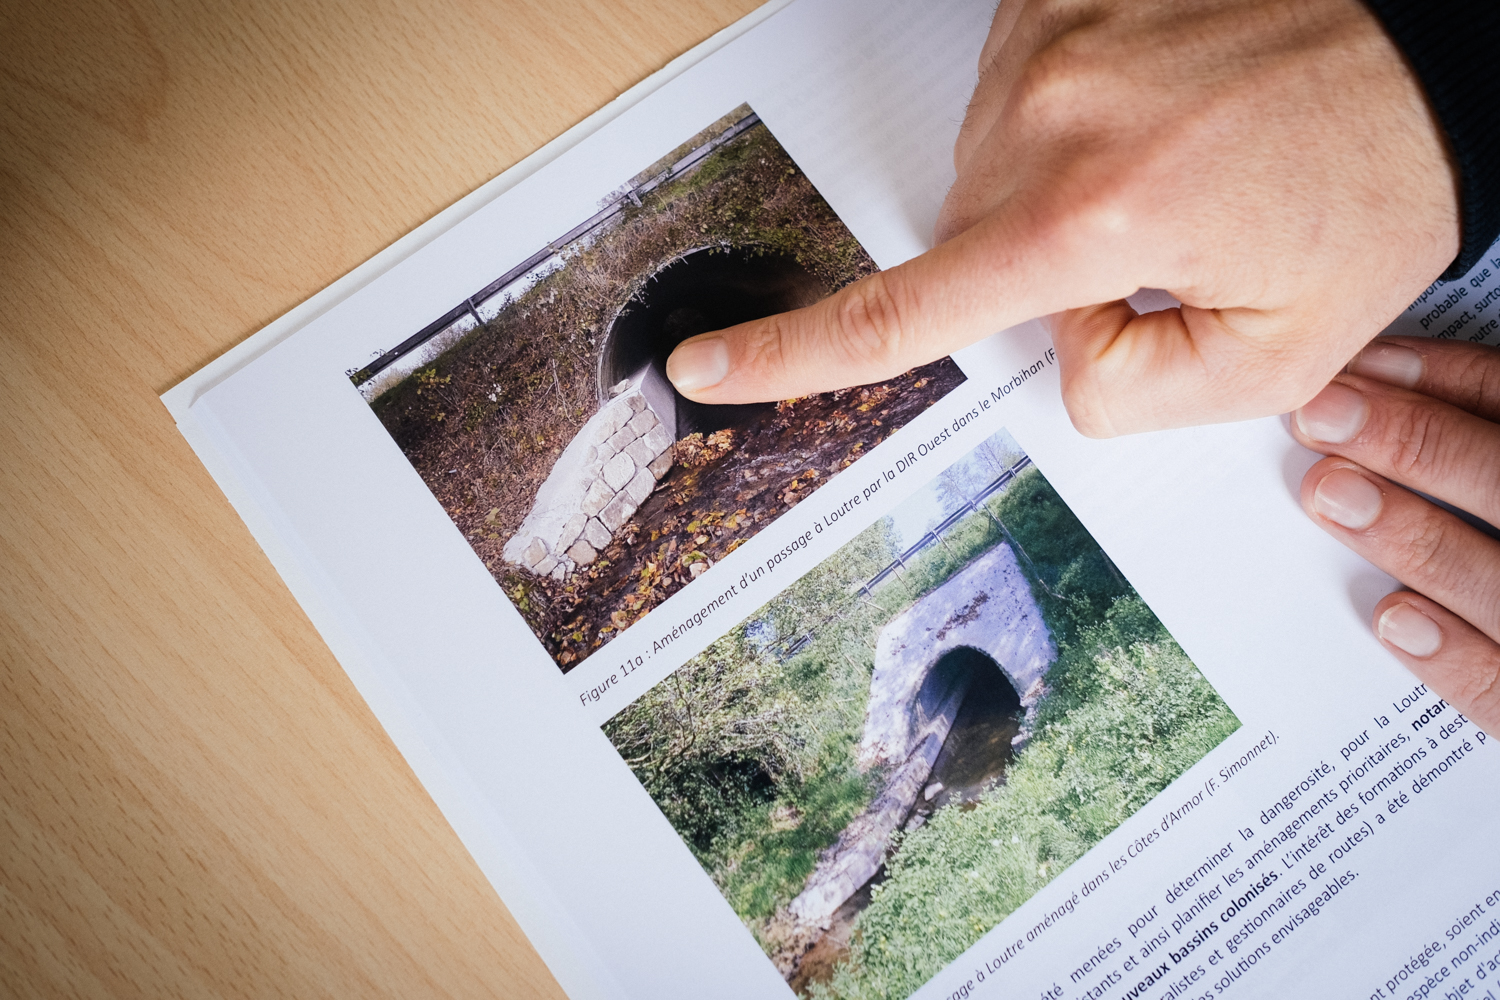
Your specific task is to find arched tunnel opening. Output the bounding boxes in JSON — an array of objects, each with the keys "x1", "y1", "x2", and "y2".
[
  {"x1": 599, "y1": 248, "x2": 830, "y2": 438},
  {"x1": 912, "y1": 647, "x2": 1024, "y2": 817}
]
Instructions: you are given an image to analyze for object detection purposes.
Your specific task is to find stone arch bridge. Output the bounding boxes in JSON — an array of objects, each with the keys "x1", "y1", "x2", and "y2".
[{"x1": 782, "y1": 541, "x2": 1056, "y2": 933}]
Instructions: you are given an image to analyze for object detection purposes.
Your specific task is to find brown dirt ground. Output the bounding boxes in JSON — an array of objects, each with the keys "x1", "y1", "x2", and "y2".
[
  {"x1": 370, "y1": 119, "x2": 880, "y2": 562},
  {"x1": 502, "y1": 357, "x2": 966, "y2": 671}
]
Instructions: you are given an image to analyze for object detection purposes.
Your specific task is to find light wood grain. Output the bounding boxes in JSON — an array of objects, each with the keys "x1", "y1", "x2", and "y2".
[{"x1": 0, "y1": 1, "x2": 762, "y2": 995}]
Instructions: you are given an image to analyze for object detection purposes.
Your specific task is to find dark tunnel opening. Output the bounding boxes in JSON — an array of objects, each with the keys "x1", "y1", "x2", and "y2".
[
  {"x1": 914, "y1": 646, "x2": 1023, "y2": 813},
  {"x1": 599, "y1": 248, "x2": 830, "y2": 438}
]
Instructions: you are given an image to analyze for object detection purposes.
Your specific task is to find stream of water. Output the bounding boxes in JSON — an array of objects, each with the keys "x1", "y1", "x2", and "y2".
[{"x1": 788, "y1": 671, "x2": 1024, "y2": 995}]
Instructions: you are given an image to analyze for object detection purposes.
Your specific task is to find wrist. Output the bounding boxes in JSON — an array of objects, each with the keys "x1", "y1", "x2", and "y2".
[{"x1": 1360, "y1": 0, "x2": 1500, "y2": 278}]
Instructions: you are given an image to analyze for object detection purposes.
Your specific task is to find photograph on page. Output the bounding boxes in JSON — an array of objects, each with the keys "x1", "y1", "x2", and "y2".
[
  {"x1": 603, "y1": 428, "x2": 1241, "y2": 998},
  {"x1": 353, "y1": 103, "x2": 965, "y2": 671}
]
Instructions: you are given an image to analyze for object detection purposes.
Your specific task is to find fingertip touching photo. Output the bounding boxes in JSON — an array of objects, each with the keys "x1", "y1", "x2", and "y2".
[{"x1": 355, "y1": 104, "x2": 967, "y2": 671}]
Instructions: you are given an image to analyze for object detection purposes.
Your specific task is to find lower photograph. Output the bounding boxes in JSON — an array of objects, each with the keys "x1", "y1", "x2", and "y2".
[{"x1": 602, "y1": 427, "x2": 1241, "y2": 999}]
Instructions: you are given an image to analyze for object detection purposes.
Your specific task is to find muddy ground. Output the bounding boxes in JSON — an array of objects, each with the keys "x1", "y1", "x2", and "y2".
[{"x1": 502, "y1": 358, "x2": 966, "y2": 670}]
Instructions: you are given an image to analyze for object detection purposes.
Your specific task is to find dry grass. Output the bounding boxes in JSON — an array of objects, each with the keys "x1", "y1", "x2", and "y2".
[
  {"x1": 367, "y1": 110, "x2": 968, "y2": 672},
  {"x1": 370, "y1": 116, "x2": 876, "y2": 559}
]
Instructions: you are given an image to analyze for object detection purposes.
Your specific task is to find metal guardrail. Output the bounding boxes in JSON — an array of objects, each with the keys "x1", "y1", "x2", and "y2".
[
  {"x1": 856, "y1": 456, "x2": 1033, "y2": 598},
  {"x1": 765, "y1": 457, "x2": 1040, "y2": 662},
  {"x1": 349, "y1": 111, "x2": 766, "y2": 385}
]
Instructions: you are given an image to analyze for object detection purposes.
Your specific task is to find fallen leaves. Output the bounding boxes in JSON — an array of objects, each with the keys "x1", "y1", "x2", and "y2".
[
  {"x1": 494, "y1": 359, "x2": 963, "y2": 671},
  {"x1": 676, "y1": 428, "x2": 737, "y2": 468}
]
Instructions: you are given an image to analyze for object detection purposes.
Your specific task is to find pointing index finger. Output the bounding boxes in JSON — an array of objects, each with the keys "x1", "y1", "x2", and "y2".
[{"x1": 664, "y1": 198, "x2": 1140, "y2": 404}]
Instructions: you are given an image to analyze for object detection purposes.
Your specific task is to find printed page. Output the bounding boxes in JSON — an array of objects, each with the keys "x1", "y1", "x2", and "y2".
[
  {"x1": 1386, "y1": 255, "x2": 1500, "y2": 345},
  {"x1": 164, "y1": 1, "x2": 1500, "y2": 998}
]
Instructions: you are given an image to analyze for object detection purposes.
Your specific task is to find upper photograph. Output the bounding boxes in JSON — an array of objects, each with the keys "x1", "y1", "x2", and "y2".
[{"x1": 355, "y1": 104, "x2": 966, "y2": 671}]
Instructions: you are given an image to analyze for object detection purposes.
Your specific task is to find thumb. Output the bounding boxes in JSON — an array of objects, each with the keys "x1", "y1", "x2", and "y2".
[
  {"x1": 663, "y1": 208, "x2": 1140, "y2": 404},
  {"x1": 1050, "y1": 301, "x2": 1352, "y2": 437}
]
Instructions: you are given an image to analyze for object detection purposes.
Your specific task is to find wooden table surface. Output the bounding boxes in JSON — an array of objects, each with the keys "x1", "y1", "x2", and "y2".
[{"x1": 1, "y1": 2, "x2": 761, "y2": 995}]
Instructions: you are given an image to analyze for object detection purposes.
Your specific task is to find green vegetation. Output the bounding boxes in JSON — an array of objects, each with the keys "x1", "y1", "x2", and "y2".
[
  {"x1": 810, "y1": 471, "x2": 1239, "y2": 1000},
  {"x1": 604, "y1": 461, "x2": 1239, "y2": 999},
  {"x1": 811, "y1": 599, "x2": 1238, "y2": 999},
  {"x1": 606, "y1": 519, "x2": 897, "y2": 930},
  {"x1": 871, "y1": 464, "x2": 1119, "y2": 621}
]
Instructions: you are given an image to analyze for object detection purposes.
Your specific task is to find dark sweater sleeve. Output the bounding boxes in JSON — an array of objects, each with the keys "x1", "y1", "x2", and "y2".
[{"x1": 1361, "y1": 0, "x2": 1500, "y2": 279}]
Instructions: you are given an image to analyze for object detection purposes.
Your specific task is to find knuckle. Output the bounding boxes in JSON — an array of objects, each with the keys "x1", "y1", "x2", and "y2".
[
  {"x1": 741, "y1": 312, "x2": 792, "y2": 372},
  {"x1": 1384, "y1": 403, "x2": 1445, "y2": 482},
  {"x1": 1452, "y1": 644, "x2": 1500, "y2": 720},
  {"x1": 1009, "y1": 19, "x2": 1112, "y2": 130},
  {"x1": 1065, "y1": 178, "x2": 1139, "y2": 243},
  {"x1": 828, "y1": 271, "x2": 912, "y2": 371},
  {"x1": 1005, "y1": 29, "x2": 1165, "y2": 249},
  {"x1": 1012, "y1": 41, "x2": 1090, "y2": 128},
  {"x1": 1370, "y1": 385, "x2": 1500, "y2": 505},
  {"x1": 1481, "y1": 583, "x2": 1500, "y2": 645},
  {"x1": 1403, "y1": 516, "x2": 1448, "y2": 571},
  {"x1": 1390, "y1": 514, "x2": 1458, "y2": 591},
  {"x1": 1457, "y1": 348, "x2": 1500, "y2": 414},
  {"x1": 1056, "y1": 363, "x2": 1117, "y2": 438}
]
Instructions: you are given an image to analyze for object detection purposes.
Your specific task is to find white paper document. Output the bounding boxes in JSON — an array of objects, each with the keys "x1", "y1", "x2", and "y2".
[{"x1": 164, "y1": 1, "x2": 1500, "y2": 998}]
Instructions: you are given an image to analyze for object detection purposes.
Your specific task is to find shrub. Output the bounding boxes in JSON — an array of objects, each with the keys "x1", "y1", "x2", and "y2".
[
  {"x1": 604, "y1": 518, "x2": 901, "y2": 924},
  {"x1": 368, "y1": 113, "x2": 877, "y2": 555},
  {"x1": 606, "y1": 461, "x2": 1238, "y2": 998},
  {"x1": 815, "y1": 601, "x2": 1239, "y2": 999}
]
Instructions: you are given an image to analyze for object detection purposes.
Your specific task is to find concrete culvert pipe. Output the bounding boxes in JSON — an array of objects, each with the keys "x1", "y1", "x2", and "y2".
[
  {"x1": 599, "y1": 248, "x2": 829, "y2": 438},
  {"x1": 915, "y1": 646, "x2": 1022, "y2": 736}
]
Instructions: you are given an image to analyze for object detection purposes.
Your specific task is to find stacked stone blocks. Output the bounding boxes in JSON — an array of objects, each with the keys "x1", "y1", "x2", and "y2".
[{"x1": 501, "y1": 368, "x2": 675, "y2": 580}]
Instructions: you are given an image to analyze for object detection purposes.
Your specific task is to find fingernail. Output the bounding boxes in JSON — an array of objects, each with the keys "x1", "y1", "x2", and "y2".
[
  {"x1": 666, "y1": 337, "x2": 729, "y2": 393},
  {"x1": 1377, "y1": 603, "x2": 1443, "y2": 658},
  {"x1": 1313, "y1": 467, "x2": 1383, "y2": 529},
  {"x1": 1349, "y1": 341, "x2": 1423, "y2": 388},
  {"x1": 1295, "y1": 382, "x2": 1369, "y2": 443}
]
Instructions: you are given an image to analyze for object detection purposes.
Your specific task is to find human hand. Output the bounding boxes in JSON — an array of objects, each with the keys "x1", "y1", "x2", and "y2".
[
  {"x1": 666, "y1": 0, "x2": 1459, "y2": 437},
  {"x1": 1292, "y1": 337, "x2": 1500, "y2": 738}
]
